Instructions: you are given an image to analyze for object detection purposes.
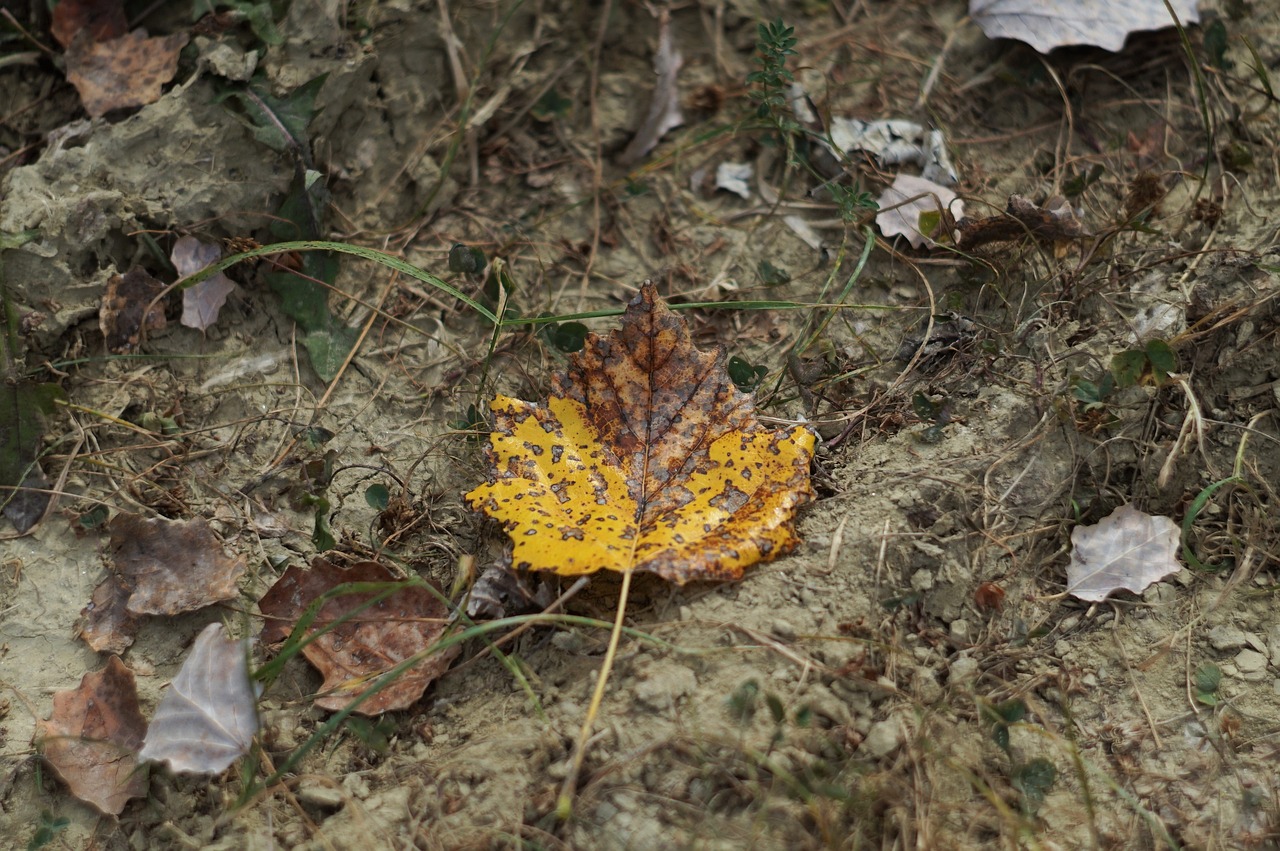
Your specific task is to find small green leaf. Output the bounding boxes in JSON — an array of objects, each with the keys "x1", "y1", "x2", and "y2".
[
  {"x1": 531, "y1": 88, "x2": 573, "y2": 121},
  {"x1": 541, "y1": 321, "x2": 588, "y2": 353},
  {"x1": 448, "y1": 243, "x2": 486, "y2": 274},
  {"x1": 365, "y1": 483, "x2": 390, "y2": 511},
  {"x1": 765, "y1": 693, "x2": 786, "y2": 725},
  {"x1": 994, "y1": 699, "x2": 1026, "y2": 725},
  {"x1": 911, "y1": 391, "x2": 941, "y2": 421},
  {"x1": 302, "y1": 325, "x2": 359, "y2": 383},
  {"x1": 74, "y1": 504, "x2": 110, "y2": 533},
  {"x1": 1012, "y1": 758, "x2": 1056, "y2": 810},
  {"x1": 1204, "y1": 19, "x2": 1230, "y2": 69},
  {"x1": 757, "y1": 260, "x2": 791, "y2": 287},
  {"x1": 916, "y1": 209, "x2": 943, "y2": 242},
  {"x1": 727, "y1": 679, "x2": 760, "y2": 724},
  {"x1": 312, "y1": 501, "x2": 335, "y2": 553},
  {"x1": 228, "y1": 73, "x2": 328, "y2": 156},
  {"x1": 727, "y1": 356, "x2": 768, "y2": 392},
  {"x1": 1110, "y1": 350, "x2": 1148, "y2": 388},
  {"x1": 1145, "y1": 339, "x2": 1177, "y2": 383},
  {"x1": 1195, "y1": 663, "x2": 1222, "y2": 695}
]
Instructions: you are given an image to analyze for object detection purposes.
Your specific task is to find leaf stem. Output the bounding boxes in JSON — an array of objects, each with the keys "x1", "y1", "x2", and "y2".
[{"x1": 556, "y1": 566, "x2": 634, "y2": 820}]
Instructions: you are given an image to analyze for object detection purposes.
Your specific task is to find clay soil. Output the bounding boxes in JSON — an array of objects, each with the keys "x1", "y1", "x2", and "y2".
[{"x1": 3, "y1": 1, "x2": 1280, "y2": 849}]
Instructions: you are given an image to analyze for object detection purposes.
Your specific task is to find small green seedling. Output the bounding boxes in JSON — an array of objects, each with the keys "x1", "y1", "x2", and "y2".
[
  {"x1": 1011, "y1": 758, "x2": 1057, "y2": 813},
  {"x1": 539, "y1": 319, "x2": 588, "y2": 353},
  {"x1": 757, "y1": 260, "x2": 791, "y2": 287},
  {"x1": 986, "y1": 698, "x2": 1026, "y2": 755},
  {"x1": 1194, "y1": 663, "x2": 1222, "y2": 707},
  {"x1": 728, "y1": 356, "x2": 768, "y2": 392},
  {"x1": 364, "y1": 483, "x2": 390, "y2": 511},
  {"x1": 1110, "y1": 339, "x2": 1177, "y2": 388},
  {"x1": 27, "y1": 810, "x2": 70, "y2": 851},
  {"x1": 448, "y1": 243, "x2": 487, "y2": 275}
]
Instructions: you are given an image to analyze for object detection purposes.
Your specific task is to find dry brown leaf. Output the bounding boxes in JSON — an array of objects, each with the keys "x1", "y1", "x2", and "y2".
[
  {"x1": 467, "y1": 282, "x2": 815, "y2": 585},
  {"x1": 50, "y1": 0, "x2": 127, "y2": 49},
  {"x1": 99, "y1": 267, "x2": 167, "y2": 354},
  {"x1": 1066, "y1": 504, "x2": 1181, "y2": 602},
  {"x1": 79, "y1": 514, "x2": 247, "y2": 652},
  {"x1": 65, "y1": 27, "x2": 189, "y2": 118},
  {"x1": 258, "y1": 559, "x2": 458, "y2": 715},
  {"x1": 970, "y1": 0, "x2": 1200, "y2": 53},
  {"x1": 38, "y1": 656, "x2": 148, "y2": 815}
]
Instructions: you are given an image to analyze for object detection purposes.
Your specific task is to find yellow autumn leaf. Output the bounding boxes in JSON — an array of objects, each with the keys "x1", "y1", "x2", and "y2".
[{"x1": 467, "y1": 282, "x2": 814, "y2": 584}]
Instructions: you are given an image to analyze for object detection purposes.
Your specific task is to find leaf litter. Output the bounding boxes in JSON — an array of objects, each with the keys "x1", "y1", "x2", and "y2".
[
  {"x1": 171, "y1": 235, "x2": 236, "y2": 331},
  {"x1": 258, "y1": 558, "x2": 457, "y2": 714},
  {"x1": 78, "y1": 514, "x2": 247, "y2": 653},
  {"x1": 971, "y1": 0, "x2": 1201, "y2": 54}
]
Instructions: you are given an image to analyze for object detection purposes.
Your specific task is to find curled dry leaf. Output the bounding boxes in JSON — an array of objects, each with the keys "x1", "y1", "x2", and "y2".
[
  {"x1": 971, "y1": 0, "x2": 1200, "y2": 54},
  {"x1": 467, "y1": 282, "x2": 815, "y2": 585},
  {"x1": 138, "y1": 623, "x2": 259, "y2": 774},
  {"x1": 39, "y1": 656, "x2": 148, "y2": 815},
  {"x1": 79, "y1": 514, "x2": 247, "y2": 652},
  {"x1": 171, "y1": 235, "x2": 236, "y2": 331},
  {"x1": 618, "y1": 11, "x2": 683, "y2": 165},
  {"x1": 876, "y1": 174, "x2": 963, "y2": 249},
  {"x1": 99, "y1": 267, "x2": 168, "y2": 354},
  {"x1": 258, "y1": 559, "x2": 458, "y2": 714},
  {"x1": 1066, "y1": 504, "x2": 1181, "y2": 602}
]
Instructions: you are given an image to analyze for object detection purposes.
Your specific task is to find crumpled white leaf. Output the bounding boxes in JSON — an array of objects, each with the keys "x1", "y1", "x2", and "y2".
[
  {"x1": 138, "y1": 623, "x2": 259, "y2": 774},
  {"x1": 1066, "y1": 504, "x2": 1181, "y2": 602},
  {"x1": 715, "y1": 162, "x2": 753, "y2": 200},
  {"x1": 828, "y1": 118, "x2": 958, "y2": 186},
  {"x1": 970, "y1": 0, "x2": 1201, "y2": 54},
  {"x1": 876, "y1": 174, "x2": 963, "y2": 249},
  {"x1": 171, "y1": 235, "x2": 235, "y2": 332}
]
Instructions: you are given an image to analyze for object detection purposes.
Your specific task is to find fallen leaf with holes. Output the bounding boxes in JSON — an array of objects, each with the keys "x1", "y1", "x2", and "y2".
[
  {"x1": 138, "y1": 623, "x2": 259, "y2": 774},
  {"x1": 171, "y1": 235, "x2": 236, "y2": 331},
  {"x1": 99, "y1": 267, "x2": 168, "y2": 353},
  {"x1": 78, "y1": 514, "x2": 247, "y2": 652},
  {"x1": 876, "y1": 174, "x2": 963, "y2": 249},
  {"x1": 1066, "y1": 504, "x2": 1181, "y2": 602},
  {"x1": 55, "y1": 0, "x2": 189, "y2": 118},
  {"x1": 970, "y1": 0, "x2": 1199, "y2": 54},
  {"x1": 467, "y1": 282, "x2": 815, "y2": 585},
  {"x1": 38, "y1": 656, "x2": 148, "y2": 814},
  {"x1": 258, "y1": 559, "x2": 458, "y2": 714}
]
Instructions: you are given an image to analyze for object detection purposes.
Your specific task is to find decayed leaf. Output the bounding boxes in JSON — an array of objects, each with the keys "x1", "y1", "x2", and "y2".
[
  {"x1": 258, "y1": 559, "x2": 458, "y2": 714},
  {"x1": 467, "y1": 282, "x2": 815, "y2": 585},
  {"x1": 138, "y1": 623, "x2": 259, "y2": 774},
  {"x1": 970, "y1": 0, "x2": 1200, "y2": 54},
  {"x1": 50, "y1": 0, "x2": 127, "y2": 49},
  {"x1": 1066, "y1": 504, "x2": 1181, "y2": 602},
  {"x1": 171, "y1": 236, "x2": 236, "y2": 332},
  {"x1": 955, "y1": 194, "x2": 1086, "y2": 253},
  {"x1": 39, "y1": 656, "x2": 148, "y2": 815},
  {"x1": 876, "y1": 174, "x2": 963, "y2": 249},
  {"x1": 99, "y1": 267, "x2": 167, "y2": 354},
  {"x1": 828, "y1": 118, "x2": 958, "y2": 186},
  {"x1": 65, "y1": 26, "x2": 190, "y2": 118},
  {"x1": 79, "y1": 514, "x2": 247, "y2": 652},
  {"x1": 619, "y1": 11, "x2": 684, "y2": 165}
]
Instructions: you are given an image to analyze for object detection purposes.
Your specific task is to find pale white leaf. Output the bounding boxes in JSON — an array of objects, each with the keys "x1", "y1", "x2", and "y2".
[
  {"x1": 714, "y1": 162, "x2": 753, "y2": 200},
  {"x1": 875, "y1": 174, "x2": 963, "y2": 249},
  {"x1": 138, "y1": 623, "x2": 259, "y2": 774},
  {"x1": 827, "y1": 118, "x2": 958, "y2": 186},
  {"x1": 1066, "y1": 504, "x2": 1181, "y2": 602},
  {"x1": 970, "y1": 0, "x2": 1201, "y2": 54},
  {"x1": 619, "y1": 12, "x2": 683, "y2": 165},
  {"x1": 171, "y1": 235, "x2": 235, "y2": 332}
]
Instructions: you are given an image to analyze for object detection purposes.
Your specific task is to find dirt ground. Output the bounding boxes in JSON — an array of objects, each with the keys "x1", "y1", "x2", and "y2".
[{"x1": 3, "y1": 0, "x2": 1280, "y2": 848}]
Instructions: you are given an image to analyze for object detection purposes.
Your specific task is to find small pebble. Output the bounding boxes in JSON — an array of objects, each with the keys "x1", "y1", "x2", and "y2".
[
  {"x1": 1208, "y1": 625, "x2": 1247, "y2": 651},
  {"x1": 863, "y1": 717, "x2": 904, "y2": 758}
]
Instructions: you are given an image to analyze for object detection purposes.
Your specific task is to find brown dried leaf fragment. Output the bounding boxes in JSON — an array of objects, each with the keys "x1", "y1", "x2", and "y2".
[
  {"x1": 99, "y1": 267, "x2": 168, "y2": 354},
  {"x1": 955, "y1": 195, "x2": 1086, "y2": 253},
  {"x1": 50, "y1": 0, "x2": 128, "y2": 49},
  {"x1": 66, "y1": 29, "x2": 190, "y2": 118},
  {"x1": 79, "y1": 514, "x2": 247, "y2": 651},
  {"x1": 258, "y1": 559, "x2": 458, "y2": 715},
  {"x1": 467, "y1": 282, "x2": 814, "y2": 585},
  {"x1": 38, "y1": 656, "x2": 148, "y2": 815}
]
